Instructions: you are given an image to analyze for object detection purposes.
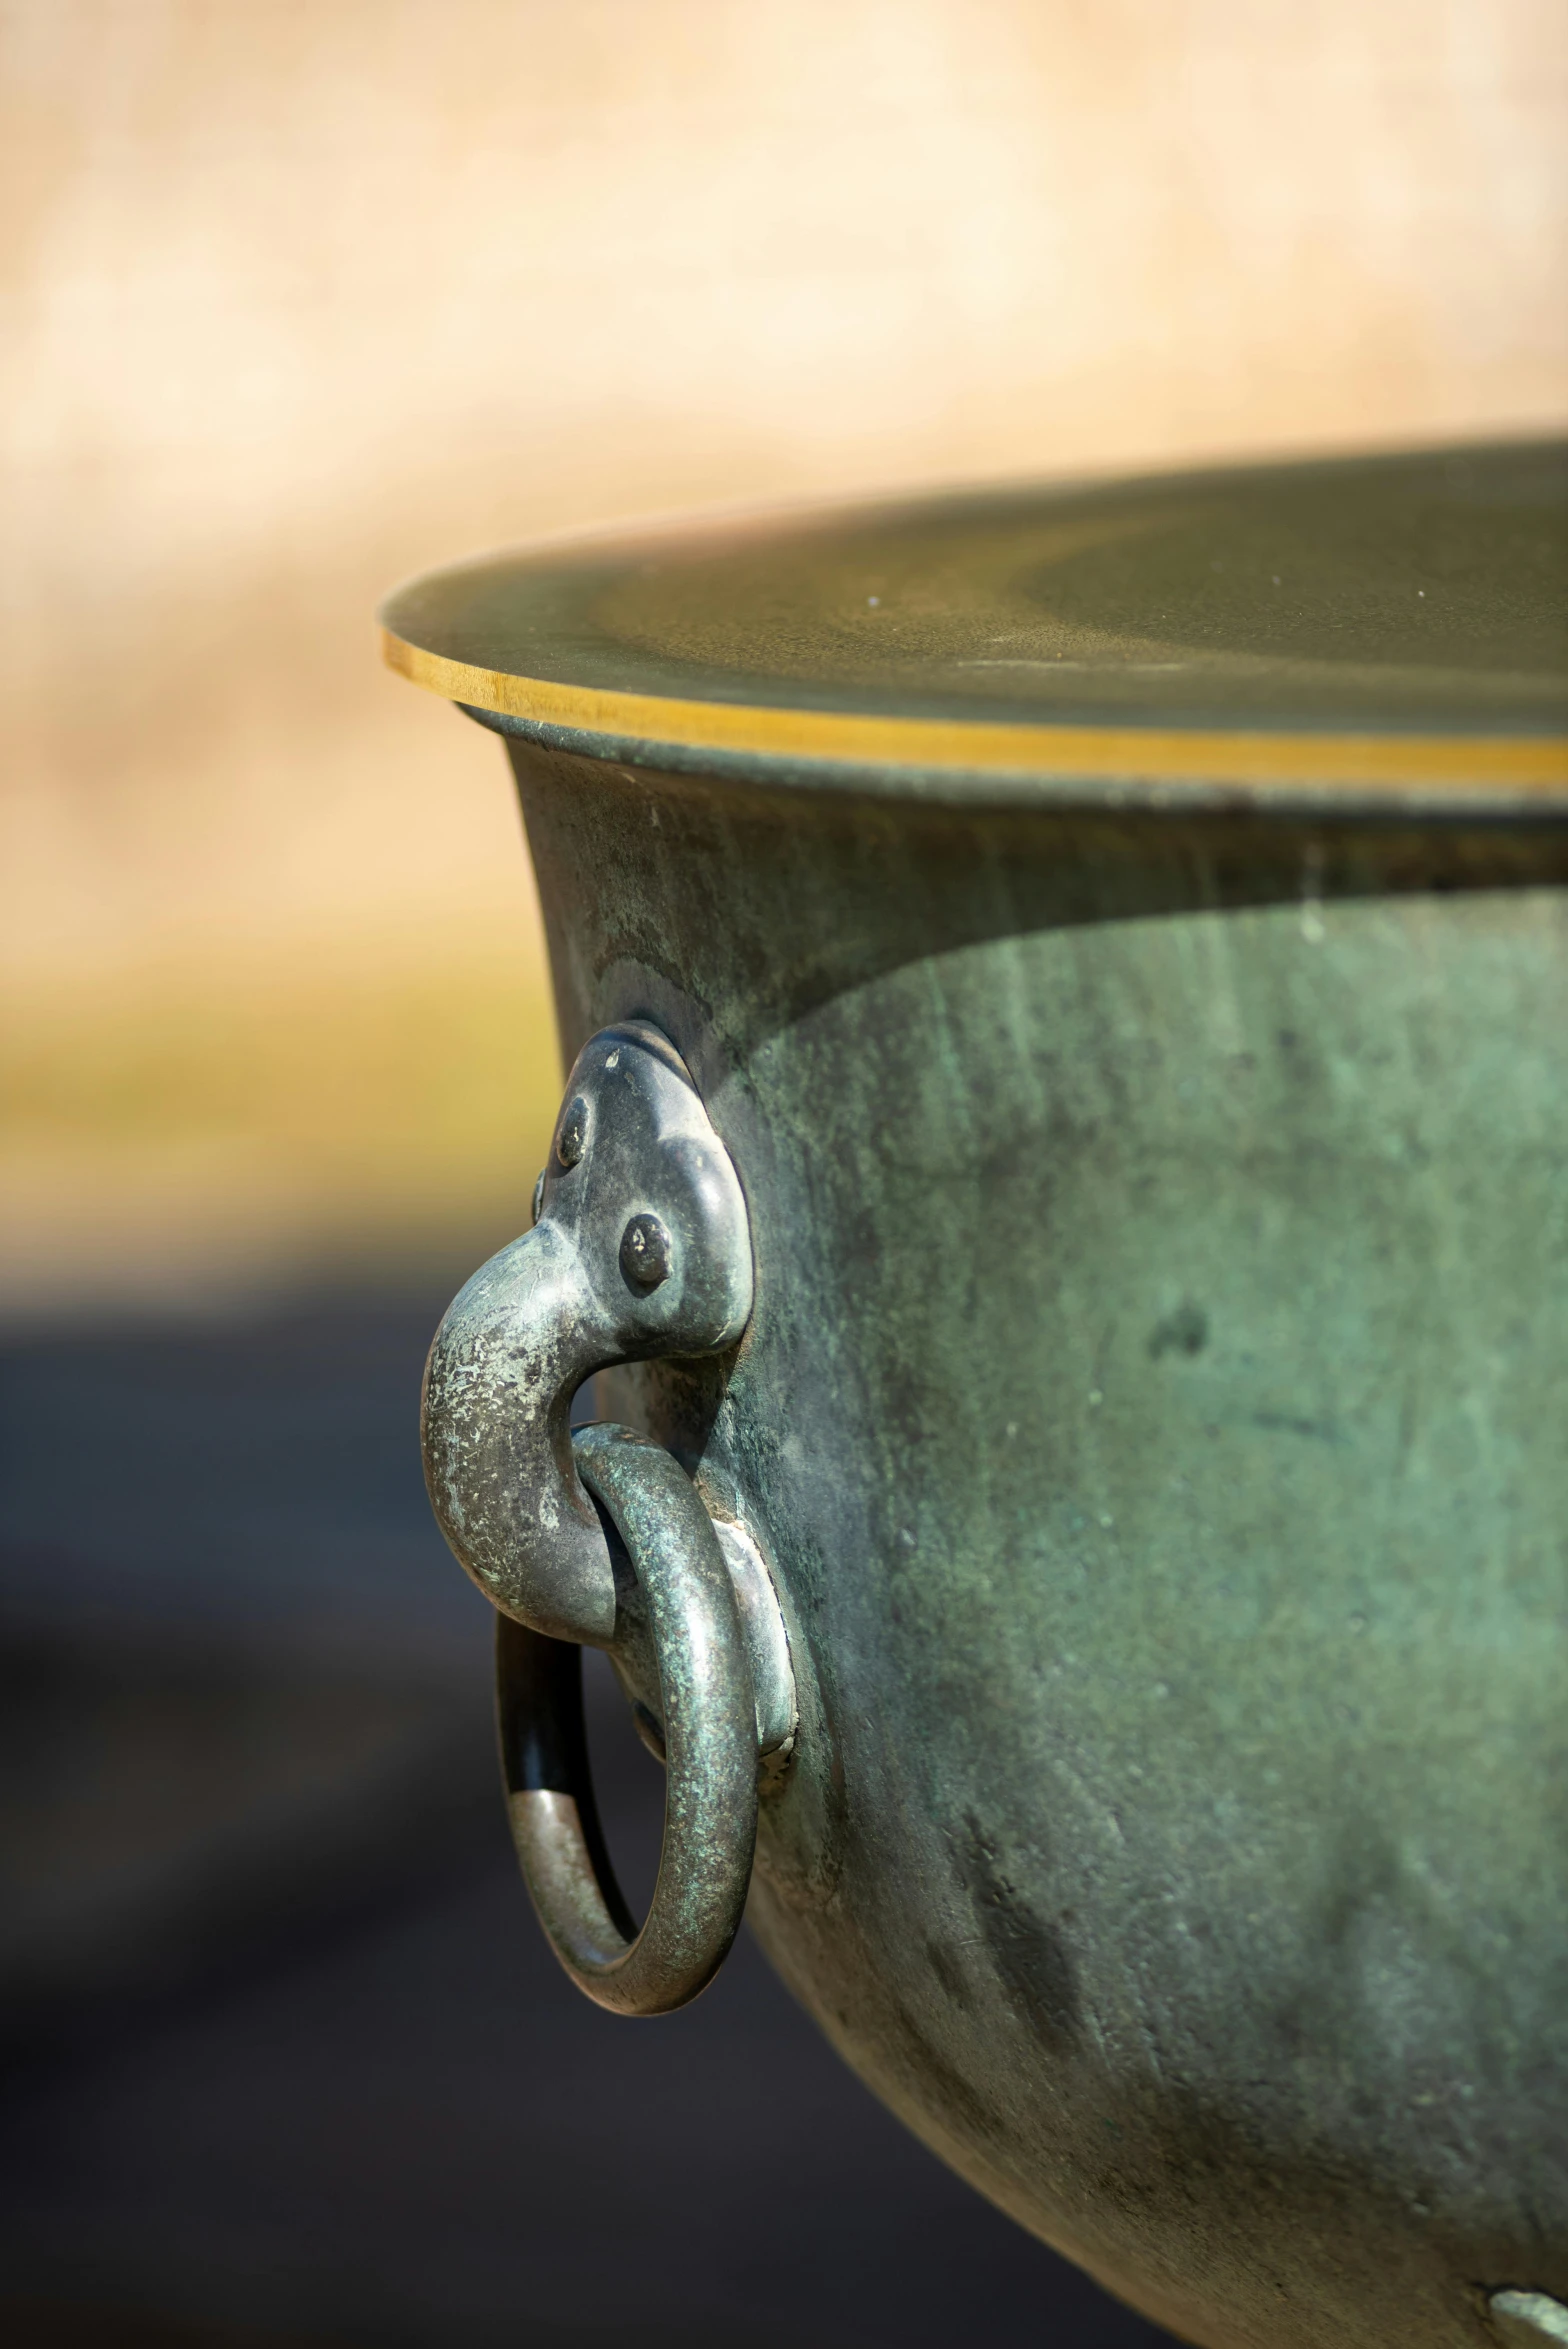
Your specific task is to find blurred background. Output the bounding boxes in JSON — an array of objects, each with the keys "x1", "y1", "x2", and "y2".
[{"x1": 1, "y1": 3, "x2": 1564, "y2": 2343}]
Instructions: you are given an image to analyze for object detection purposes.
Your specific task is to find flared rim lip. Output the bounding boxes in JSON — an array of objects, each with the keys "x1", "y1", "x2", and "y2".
[
  {"x1": 379, "y1": 441, "x2": 1568, "y2": 817},
  {"x1": 382, "y1": 624, "x2": 1568, "y2": 818}
]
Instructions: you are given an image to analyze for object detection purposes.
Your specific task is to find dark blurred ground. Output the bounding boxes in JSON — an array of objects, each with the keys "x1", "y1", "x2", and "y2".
[{"x1": 0, "y1": 1287, "x2": 1175, "y2": 2347}]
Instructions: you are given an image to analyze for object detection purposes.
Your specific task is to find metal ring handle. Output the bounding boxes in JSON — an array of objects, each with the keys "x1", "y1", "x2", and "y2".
[{"x1": 497, "y1": 1421, "x2": 760, "y2": 2016}]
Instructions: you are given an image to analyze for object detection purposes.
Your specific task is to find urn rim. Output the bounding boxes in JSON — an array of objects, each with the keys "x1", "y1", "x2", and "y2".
[{"x1": 381, "y1": 437, "x2": 1568, "y2": 818}]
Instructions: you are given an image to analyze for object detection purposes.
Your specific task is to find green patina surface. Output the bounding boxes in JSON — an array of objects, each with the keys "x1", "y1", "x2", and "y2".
[
  {"x1": 391, "y1": 445, "x2": 1568, "y2": 2348},
  {"x1": 513, "y1": 757, "x2": 1568, "y2": 2349}
]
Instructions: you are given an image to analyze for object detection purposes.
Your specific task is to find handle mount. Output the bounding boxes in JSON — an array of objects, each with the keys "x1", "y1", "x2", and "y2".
[
  {"x1": 421, "y1": 1023, "x2": 790, "y2": 2013},
  {"x1": 421, "y1": 1021, "x2": 752, "y2": 1647}
]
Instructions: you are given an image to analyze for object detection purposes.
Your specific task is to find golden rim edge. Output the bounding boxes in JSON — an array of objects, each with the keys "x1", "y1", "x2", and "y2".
[{"x1": 383, "y1": 630, "x2": 1568, "y2": 805}]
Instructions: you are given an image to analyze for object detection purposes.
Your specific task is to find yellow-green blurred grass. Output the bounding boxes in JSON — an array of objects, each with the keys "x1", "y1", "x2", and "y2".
[{"x1": 0, "y1": 928, "x2": 562, "y2": 1319}]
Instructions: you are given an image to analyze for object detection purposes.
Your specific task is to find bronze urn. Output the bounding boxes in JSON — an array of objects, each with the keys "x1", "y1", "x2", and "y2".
[{"x1": 382, "y1": 441, "x2": 1567, "y2": 2349}]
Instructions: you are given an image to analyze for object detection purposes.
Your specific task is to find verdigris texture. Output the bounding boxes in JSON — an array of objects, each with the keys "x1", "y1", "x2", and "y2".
[
  {"x1": 513, "y1": 759, "x2": 1568, "y2": 2349},
  {"x1": 386, "y1": 443, "x2": 1568, "y2": 2348}
]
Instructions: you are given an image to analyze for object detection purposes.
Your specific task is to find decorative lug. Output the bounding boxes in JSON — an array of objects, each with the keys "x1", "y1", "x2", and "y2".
[{"x1": 420, "y1": 1022, "x2": 753, "y2": 1646}]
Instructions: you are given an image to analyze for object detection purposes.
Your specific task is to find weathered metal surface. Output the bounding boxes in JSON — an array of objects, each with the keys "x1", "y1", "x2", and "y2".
[
  {"x1": 1489, "y1": 2291, "x2": 1568, "y2": 2345},
  {"x1": 1492, "y1": 2292, "x2": 1568, "y2": 2349},
  {"x1": 422, "y1": 1019, "x2": 794, "y2": 2012},
  {"x1": 497, "y1": 1423, "x2": 765, "y2": 2015},
  {"x1": 420, "y1": 1020, "x2": 751, "y2": 1645},
  {"x1": 386, "y1": 444, "x2": 1568, "y2": 2348}
]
